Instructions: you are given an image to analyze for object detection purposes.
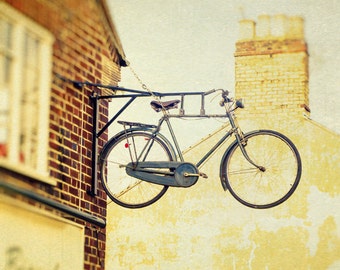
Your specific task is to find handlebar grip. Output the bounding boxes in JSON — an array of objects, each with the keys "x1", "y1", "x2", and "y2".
[
  {"x1": 205, "y1": 89, "x2": 229, "y2": 96},
  {"x1": 221, "y1": 89, "x2": 229, "y2": 97},
  {"x1": 204, "y1": 89, "x2": 217, "y2": 95}
]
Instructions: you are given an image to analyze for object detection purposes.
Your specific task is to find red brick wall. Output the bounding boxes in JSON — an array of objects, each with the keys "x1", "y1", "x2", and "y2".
[{"x1": 5, "y1": 0, "x2": 122, "y2": 269}]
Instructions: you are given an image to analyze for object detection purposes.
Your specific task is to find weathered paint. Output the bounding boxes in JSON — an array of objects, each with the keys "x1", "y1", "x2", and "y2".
[{"x1": 106, "y1": 117, "x2": 340, "y2": 269}]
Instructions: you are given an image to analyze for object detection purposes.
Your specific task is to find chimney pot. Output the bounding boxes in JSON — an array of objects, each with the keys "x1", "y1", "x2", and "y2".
[
  {"x1": 288, "y1": 16, "x2": 304, "y2": 39},
  {"x1": 257, "y1": 14, "x2": 271, "y2": 38},
  {"x1": 271, "y1": 14, "x2": 288, "y2": 37},
  {"x1": 238, "y1": 19, "x2": 255, "y2": 40}
]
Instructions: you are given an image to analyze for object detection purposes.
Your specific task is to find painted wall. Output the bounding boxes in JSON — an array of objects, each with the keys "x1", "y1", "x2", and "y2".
[
  {"x1": 105, "y1": 116, "x2": 340, "y2": 269},
  {"x1": 0, "y1": 196, "x2": 84, "y2": 270}
]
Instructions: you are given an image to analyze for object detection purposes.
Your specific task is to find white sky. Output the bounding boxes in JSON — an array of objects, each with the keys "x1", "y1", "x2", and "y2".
[{"x1": 108, "y1": 0, "x2": 340, "y2": 134}]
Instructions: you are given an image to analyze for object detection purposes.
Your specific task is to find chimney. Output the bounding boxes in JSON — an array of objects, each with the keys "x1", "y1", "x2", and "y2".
[
  {"x1": 234, "y1": 15, "x2": 309, "y2": 118},
  {"x1": 257, "y1": 15, "x2": 271, "y2": 38},
  {"x1": 238, "y1": 19, "x2": 256, "y2": 40}
]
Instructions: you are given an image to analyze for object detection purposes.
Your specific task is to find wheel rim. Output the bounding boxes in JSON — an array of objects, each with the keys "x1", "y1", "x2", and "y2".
[
  {"x1": 225, "y1": 131, "x2": 301, "y2": 208},
  {"x1": 100, "y1": 132, "x2": 173, "y2": 208}
]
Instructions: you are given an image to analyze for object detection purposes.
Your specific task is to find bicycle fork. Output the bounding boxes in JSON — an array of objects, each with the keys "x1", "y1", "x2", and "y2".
[
  {"x1": 236, "y1": 136, "x2": 266, "y2": 172},
  {"x1": 229, "y1": 114, "x2": 266, "y2": 172}
]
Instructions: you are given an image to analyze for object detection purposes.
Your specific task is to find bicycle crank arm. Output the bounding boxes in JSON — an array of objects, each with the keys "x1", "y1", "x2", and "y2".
[{"x1": 184, "y1": 172, "x2": 208, "y2": 178}]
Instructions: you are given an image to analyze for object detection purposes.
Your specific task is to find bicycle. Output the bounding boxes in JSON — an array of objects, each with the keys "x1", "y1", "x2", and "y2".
[{"x1": 99, "y1": 88, "x2": 302, "y2": 209}]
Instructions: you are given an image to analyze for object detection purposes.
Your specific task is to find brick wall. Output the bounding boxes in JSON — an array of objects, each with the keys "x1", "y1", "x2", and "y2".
[
  {"x1": 234, "y1": 15, "x2": 310, "y2": 119},
  {"x1": 4, "y1": 0, "x2": 123, "y2": 269}
]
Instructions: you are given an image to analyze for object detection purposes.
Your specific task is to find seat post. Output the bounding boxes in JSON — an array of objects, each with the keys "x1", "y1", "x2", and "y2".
[{"x1": 163, "y1": 115, "x2": 184, "y2": 162}]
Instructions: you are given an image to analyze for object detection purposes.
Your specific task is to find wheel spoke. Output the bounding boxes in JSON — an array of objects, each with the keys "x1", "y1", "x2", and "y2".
[
  {"x1": 114, "y1": 180, "x2": 143, "y2": 198},
  {"x1": 223, "y1": 130, "x2": 301, "y2": 208},
  {"x1": 228, "y1": 167, "x2": 261, "y2": 175},
  {"x1": 100, "y1": 132, "x2": 174, "y2": 208}
]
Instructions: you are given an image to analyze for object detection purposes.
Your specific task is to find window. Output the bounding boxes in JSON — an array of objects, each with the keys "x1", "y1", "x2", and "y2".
[{"x1": 0, "y1": 3, "x2": 54, "y2": 183}]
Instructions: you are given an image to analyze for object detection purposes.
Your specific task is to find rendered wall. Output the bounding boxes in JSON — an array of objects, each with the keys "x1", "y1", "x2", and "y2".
[
  {"x1": 0, "y1": 196, "x2": 84, "y2": 270},
  {"x1": 105, "y1": 116, "x2": 340, "y2": 269}
]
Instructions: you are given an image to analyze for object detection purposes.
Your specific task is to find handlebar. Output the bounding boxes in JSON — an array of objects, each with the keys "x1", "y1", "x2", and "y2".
[
  {"x1": 204, "y1": 88, "x2": 244, "y2": 109},
  {"x1": 204, "y1": 88, "x2": 232, "y2": 105},
  {"x1": 204, "y1": 88, "x2": 229, "y2": 96}
]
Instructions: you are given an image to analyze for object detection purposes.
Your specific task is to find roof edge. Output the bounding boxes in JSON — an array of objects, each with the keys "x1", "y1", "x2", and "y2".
[{"x1": 99, "y1": 0, "x2": 127, "y2": 67}]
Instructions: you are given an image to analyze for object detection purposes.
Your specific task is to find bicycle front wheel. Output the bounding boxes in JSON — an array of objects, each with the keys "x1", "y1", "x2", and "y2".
[
  {"x1": 221, "y1": 130, "x2": 301, "y2": 209},
  {"x1": 99, "y1": 131, "x2": 174, "y2": 208}
]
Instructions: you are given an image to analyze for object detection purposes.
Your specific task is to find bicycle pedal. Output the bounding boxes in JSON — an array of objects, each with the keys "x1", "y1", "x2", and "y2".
[{"x1": 199, "y1": 172, "x2": 208, "y2": 178}]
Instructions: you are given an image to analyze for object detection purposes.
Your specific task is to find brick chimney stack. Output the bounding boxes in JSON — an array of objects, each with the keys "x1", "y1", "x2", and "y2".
[{"x1": 235, "y1": 15, "x2": 309, "y2": 118}]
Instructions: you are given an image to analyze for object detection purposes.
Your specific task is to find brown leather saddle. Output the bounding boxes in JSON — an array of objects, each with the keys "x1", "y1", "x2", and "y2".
[{"x1": 150, "y1": 99, "x2": 180, "y2": 112}]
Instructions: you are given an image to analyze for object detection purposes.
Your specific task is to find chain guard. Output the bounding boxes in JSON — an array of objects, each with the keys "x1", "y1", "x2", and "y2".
[{"x1": 125, "y1": 161, "x2": 199, "y2": 187}]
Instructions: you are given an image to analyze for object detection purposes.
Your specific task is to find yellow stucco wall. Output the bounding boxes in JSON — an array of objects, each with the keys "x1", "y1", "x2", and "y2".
[
  {"x1": 106, "y1": 116, "x2": 340, "y2": 269},
  {"x1": 0, "y1": 195, "x2": 84, "y2": 269}
]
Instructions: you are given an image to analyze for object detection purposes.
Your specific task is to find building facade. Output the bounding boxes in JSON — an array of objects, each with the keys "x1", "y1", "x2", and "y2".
[
  {"x1": 106, "y1": 15, "x2": 340, "y2": 269},
  {"x1": 0, "y1": 0, "x2": 125, "y2": 269}
]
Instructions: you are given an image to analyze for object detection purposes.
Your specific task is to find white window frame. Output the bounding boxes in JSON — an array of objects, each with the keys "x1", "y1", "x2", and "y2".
[{"x1": 0, "y1": 3, "x2": 55, "y2": 184}]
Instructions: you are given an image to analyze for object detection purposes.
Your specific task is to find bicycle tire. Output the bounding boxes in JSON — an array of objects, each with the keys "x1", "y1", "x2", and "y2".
[
  {"x1": 99, "y1": 131, "x2": 175, "y2": 208},
  {"x1": 220, "y1": 130, "x2": 302, "y2": 209}
]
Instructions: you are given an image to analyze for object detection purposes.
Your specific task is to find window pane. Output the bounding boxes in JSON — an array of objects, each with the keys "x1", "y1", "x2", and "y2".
[
  {"x1": 0, "y1": 20, "x2": 12, "y2": 158},
  {"x1": 0, "y1": 88, "x2": 9, "y2": 157},
  {"x1": 0, "y1": 20, "x2": 12, "y2": 85},
  {"x1": 20, "y1": 32, "x2": 40, "y2": 166},
  {"x1": 0, "y1": 20, "x2": 13, "y2": 48}
]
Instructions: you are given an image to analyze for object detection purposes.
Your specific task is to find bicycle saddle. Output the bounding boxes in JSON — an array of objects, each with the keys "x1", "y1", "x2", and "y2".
[{"x1": 150, "y1": 99, "x2": 180, "y2": 112}]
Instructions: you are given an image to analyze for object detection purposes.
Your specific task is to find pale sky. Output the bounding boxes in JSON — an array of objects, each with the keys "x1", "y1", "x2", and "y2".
[{"x1": 108, "y1": 0, "x2": 340, "y2": 134}]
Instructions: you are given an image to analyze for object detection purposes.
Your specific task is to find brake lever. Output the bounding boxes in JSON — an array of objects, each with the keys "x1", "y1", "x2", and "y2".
[
  {"x1": 209, "y1": 89, "x2": 223, "y2": 103},
  {"x1": 220, "y1": 90, "x2": 232, "y2": 106}
]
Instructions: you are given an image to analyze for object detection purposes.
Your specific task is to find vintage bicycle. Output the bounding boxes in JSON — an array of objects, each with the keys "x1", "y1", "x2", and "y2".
[{"x1": 98, "y1": 88, "x2": 302, "y2": 209}]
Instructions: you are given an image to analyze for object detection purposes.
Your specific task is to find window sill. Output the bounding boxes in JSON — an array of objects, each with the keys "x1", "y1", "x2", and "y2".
[{"x1": 0, "y1": 160, "x2": 56, "y2": 186}]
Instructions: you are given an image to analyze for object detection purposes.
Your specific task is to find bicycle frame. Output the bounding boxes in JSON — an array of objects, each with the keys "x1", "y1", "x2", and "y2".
[
  {"x1": 55, "y1": 75, "x2": 251, "y2": 195},
  {"x1": 152, "y1": 113, "x2": 237, "y2": 168}
]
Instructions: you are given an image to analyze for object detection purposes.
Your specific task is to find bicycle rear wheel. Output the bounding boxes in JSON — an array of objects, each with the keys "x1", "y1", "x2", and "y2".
[
  {"x1": 221, "y1": 130, "x2": 301, "y2": 209},
  {"x1": 99, "y1": 131, "x2": 174, "y2": 208}
]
